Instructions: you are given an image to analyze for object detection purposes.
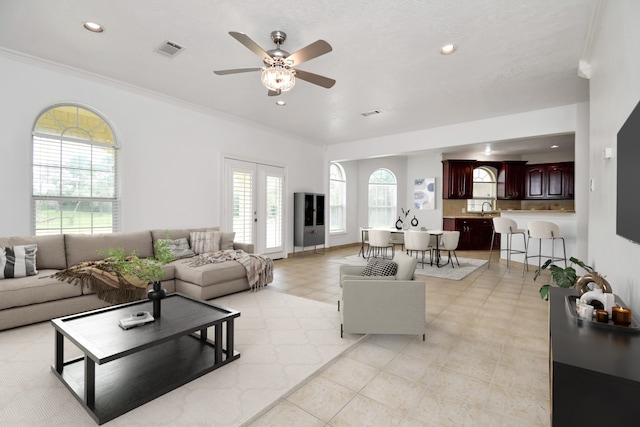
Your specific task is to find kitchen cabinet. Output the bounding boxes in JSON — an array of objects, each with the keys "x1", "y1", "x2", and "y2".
[
  {"x1": 525, "y1": 162, "x2": 574, "y2": 199},
  {"x1": 442, "y1": 160, "x2": 475, "y2": 199},
  {"x1": 497, "y1": 161, "x2": 527, "y2": 200},
  {"x1": 549, "y1": 287, "x2": 640, "y2": 425},
  {"x1": 443, "y1": 217, "x2": 498, "y2": 250},
  {"x1": 293, "y1": 193, "x2": 325, "y2": 254}
]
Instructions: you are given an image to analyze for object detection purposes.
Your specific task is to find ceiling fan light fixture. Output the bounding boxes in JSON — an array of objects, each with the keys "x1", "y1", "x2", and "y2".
[{"x1": 261, "y1": 65, "x2": 295, "y2": 92}]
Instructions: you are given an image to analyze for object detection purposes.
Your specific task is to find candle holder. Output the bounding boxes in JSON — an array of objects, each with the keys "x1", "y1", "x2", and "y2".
[
  {"x1": 595, "y1": 309, "x2": 609, "y2": 323},
  {"x1": 612, "y1": 306, "x2": 632, "y2": 327}
]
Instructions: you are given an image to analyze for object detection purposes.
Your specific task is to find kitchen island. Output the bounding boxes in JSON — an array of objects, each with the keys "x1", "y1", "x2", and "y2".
[{"x1": 498, "y1": 210, "x2": 576, "y2": 268}]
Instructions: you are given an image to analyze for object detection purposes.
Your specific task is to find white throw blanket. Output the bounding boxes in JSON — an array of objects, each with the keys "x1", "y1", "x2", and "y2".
[{"x1": 188, "y1": 249, "x2": 273, "y2": 291}]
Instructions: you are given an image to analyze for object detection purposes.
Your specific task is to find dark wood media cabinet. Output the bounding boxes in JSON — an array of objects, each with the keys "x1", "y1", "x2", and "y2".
[{"x1": 549, "y1": 287, "x2": 640, "y2": 425}]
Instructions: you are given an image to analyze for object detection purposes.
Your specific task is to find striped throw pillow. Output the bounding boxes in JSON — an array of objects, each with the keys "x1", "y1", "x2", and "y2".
[
  {"x1": 189, "y1": 231, "x2": 217, "y2": 254},
  {"x1": 0, "y1": 244, "x2": 38, "y2": 279}
]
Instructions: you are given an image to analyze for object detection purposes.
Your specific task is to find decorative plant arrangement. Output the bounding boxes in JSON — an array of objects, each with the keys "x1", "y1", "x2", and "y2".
[
  {"x1": 396, "y1": 208, "x2": 418, "y2": 229},
  {"x1": 51, "y1": 239, "x2": 174, "y2": 304},
  {"x1": 537, "y1": 256, "x2": 598, "y2": 300},
  {"x1": 100, "y1": 239, "x2": 174, "y2": 284}
]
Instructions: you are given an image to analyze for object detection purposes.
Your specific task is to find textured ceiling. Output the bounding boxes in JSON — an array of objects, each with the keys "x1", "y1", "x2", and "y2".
[{"x1": 0, "y1": 0, "x2": 594, "y2": 147}]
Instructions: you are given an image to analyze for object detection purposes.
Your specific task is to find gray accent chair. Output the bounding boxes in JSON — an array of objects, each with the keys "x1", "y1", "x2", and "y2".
[{"x1": 338, "y1": 253, "x2": 426, "y2": 340}]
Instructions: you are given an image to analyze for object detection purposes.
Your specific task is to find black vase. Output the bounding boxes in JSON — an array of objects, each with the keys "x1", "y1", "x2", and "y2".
[
  {"x1": 395, "y1": 217, "x2": 403, "y2": 230},
  {"x1": 147, "y1": 281, "x2": 166, "y2": 318}
]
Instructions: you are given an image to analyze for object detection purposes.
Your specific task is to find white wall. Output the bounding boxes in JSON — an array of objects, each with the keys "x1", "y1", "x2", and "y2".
[
  {"x1": 326, "y1": 104, "x2": 579, "y2": 162},
  {"x1": 0, "y1": 53, "x2": 324, "y2": 256},
  {"x1": 588, "y1": 1, "x2": 640, "y2": 312},
  {"x1": 406, "y1": 153, "x2": 444, "y2": 230}
]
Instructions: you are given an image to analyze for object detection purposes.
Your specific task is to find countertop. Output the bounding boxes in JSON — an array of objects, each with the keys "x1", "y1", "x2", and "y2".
[{"x1": 444, "y1": 210, "x2": 575, "y2": 219}]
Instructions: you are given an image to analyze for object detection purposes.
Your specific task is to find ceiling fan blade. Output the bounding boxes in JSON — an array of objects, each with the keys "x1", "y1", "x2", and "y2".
[
  {"x1": 294, "y1": 69, "x2": 336, "y2": 89},
  {"x1": 214, "y1": 68, "x2": 262, "y2": 75},
  {"x1": 286, "y1": 40, "x2": 332, "y2": 66},
  {"x1": 229, "y1": 31, "x2": 271, "y2": 60},
  {"x1": 267, "y1": 89, "x2": 281, "y2": 97}
]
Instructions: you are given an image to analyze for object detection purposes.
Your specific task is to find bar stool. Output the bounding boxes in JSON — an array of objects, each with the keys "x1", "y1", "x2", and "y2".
[
  {"x1": 524, "y1": 221, "x2": 567, "y2": 279},
  {"x1": 488, "y1": 217, "x2": 527, "y2": 274}
]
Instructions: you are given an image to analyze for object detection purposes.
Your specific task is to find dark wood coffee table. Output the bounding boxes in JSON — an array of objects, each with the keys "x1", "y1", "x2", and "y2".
[{"x1": 51, "y1": 293, "x2": 240, "y2": 425}]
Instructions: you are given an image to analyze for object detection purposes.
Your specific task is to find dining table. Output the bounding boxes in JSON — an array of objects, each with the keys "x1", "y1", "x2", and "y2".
[{"x1": 358, "y1": 228, "x2": 444, "y2": 267}]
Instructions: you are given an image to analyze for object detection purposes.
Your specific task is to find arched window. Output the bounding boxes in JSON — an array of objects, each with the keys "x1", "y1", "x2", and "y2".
[
  {"x1": 467, "y1": 166, "x2": 496, "y2": 212},
  {"x1": 32, "y1": 104, "x2": 120, "y2": 235},
  {"x1": 368, "y1": 168, "x2": 397, "y2": 228},
  {"x1": 329, "y1": 163, "x2": 346, "y2": 233}
]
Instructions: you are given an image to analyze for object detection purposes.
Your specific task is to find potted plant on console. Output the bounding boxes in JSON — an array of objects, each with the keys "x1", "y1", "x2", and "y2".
[
  {"x1": 51, "y1": 239, "x2": 174, "y2": 316},
  {"x1": 537, "y1": 256, "x2": 610, "y2": 301}
]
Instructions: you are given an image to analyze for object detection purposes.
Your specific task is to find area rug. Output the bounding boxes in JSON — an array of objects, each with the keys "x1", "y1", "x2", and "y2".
[
  {"x1": 337, "y1": 255, "x2": 488, "y2": 281},
  {"x1": 0, "y1": 290, "x2": 360, "y2": 426}
]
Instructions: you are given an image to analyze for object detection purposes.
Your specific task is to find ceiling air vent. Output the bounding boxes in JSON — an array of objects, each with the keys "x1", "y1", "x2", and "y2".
[
  {"x1": 156, "y1": 40, "x2": 185, "y2": 57},
  {"x1": 361, "y1": 110, "x2": 382, "y2": 117}
]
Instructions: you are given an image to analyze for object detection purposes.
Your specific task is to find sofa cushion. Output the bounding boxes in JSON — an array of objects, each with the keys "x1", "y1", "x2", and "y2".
[
  {"x1": 0, "y1": 269, "x2": 82, "y2": 310},
  {"x1": 217, "y1": 231, "x2": 236, "y2": 251},
  {"x1": 393, "y1": 252, "x2": 418, "y2": 280},
  {"x1": 1, "y1": 244, "x2": 38, "y2": 279},
  {"x1": 173, "y1": 258, "x2": 246, "y2": 287},
  {"x1": 0, "y1": 234, "x2": 66, "y2": 269},
  {"x1": 65, "y1": 231, "x2": 154, "y2": 267},
  {"x1": 361, "y1": 259, "x2": 398, "y2": 277},
  {"x1": 158, "y1": 238, "x2": 195, "y2": 260}
]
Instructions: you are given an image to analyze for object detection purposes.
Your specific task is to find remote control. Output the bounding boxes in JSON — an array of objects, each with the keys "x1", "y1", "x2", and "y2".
[{"x1": 119, "y1": 311, "x2": 154, "y2": 329}]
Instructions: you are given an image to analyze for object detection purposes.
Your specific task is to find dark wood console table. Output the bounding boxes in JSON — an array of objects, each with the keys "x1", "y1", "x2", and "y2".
[{"x1": 549, "y1": 287, "x2": 640, "y2": 425}]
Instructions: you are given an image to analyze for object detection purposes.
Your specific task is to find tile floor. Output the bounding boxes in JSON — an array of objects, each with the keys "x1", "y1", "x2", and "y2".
[{"x1": 245, "y1": 246, "x2": 550, "y2": 427}]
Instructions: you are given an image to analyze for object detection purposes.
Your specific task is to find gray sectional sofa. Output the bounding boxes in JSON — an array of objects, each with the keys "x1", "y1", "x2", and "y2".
[{"x1": 0, "y1": 227, "x2": 256, "y2": 331}]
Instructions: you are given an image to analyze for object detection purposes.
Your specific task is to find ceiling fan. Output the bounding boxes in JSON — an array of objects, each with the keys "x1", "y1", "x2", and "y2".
[{"x1": 214, "y1": 30, "x2": 335, "y2": 96}]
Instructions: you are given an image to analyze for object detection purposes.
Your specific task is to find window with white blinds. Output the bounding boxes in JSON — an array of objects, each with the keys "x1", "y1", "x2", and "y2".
[
  {"x1": 265, "y1": 175, "x2": 283, "y2": 249},
  {"x1": 232, "y1": 170, "x2": 253, "y2": 244},
  {"x1": 368, "y1": 168, "x2": 397, "y2": 228},
  {"x1": 329, "y1": 163, "x2": 346, "y2": 233},
  {"x1": 32, "y1": 105, "x2": 119, "y2": 235}
]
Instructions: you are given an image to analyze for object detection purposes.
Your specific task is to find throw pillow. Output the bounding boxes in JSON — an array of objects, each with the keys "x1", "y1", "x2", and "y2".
[
  {"x1": 0, "y1": 244, "x2": 38, "y2": 279},
  {"x1": 158, "y1": 238, "x2": 195, "y2": 260},
  {"x1": 189, "y1": 231, "x2": 217, "y2": 255},
  {"x1": 217, "y1": 231, "x2": 236, "y2": 251},
  {"x1": 361, "y1": 259, "x2": 398, "y2": 277}
]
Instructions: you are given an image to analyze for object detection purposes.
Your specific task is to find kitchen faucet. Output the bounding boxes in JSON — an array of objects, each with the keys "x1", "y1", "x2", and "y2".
[{"x1": 481, "y1": 201, "x2": 493, "y2": 216}]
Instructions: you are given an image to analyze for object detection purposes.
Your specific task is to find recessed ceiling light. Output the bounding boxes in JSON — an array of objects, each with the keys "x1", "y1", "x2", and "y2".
[
  {"x1": 550, "y1": 144, "x2": 560, "y2": 149},
  {"x1": 440, "y1": 43, "x2": 457, "y2": 55},
  {"x1": 275, "y1": 100, "x2": 286, "y2": 106},
  {"x1": 83, "y1": 22, "x2": 105, "y2": 33},
  {"x1": 484, "y1": 145, "x2": 492, "y2": 155}
]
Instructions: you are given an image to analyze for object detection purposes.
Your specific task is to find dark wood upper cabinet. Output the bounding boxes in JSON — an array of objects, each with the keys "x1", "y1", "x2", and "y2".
[
  {"x1": 525, "y1": 162, "x2": 574, "y2": 200},
  {"x1": 525, "y1": 165, "x2": 546, "y2": 199},
  {"x1": 497, "y1": 161, "x2": 527, "y2": 200},
  {"x1": 442, "y1": 160, "x2": 474, "y2": 199}
]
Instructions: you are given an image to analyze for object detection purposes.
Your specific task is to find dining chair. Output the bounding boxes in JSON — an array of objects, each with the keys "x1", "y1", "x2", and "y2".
[
  {"x1": 404, "y1": 230, "x2": 432, "y2": 268},
  {"x1": 439, "y1": 231, "x2": 460, "y2": 268},
  {"x1": 367, "y1": 229, "x2": 394, "y2": 259}
]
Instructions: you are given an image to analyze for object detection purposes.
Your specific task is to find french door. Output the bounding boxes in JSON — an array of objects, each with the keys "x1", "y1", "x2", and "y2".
[{"x1": 223, "y1": 158, "x2": 285, "y2": 259}]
